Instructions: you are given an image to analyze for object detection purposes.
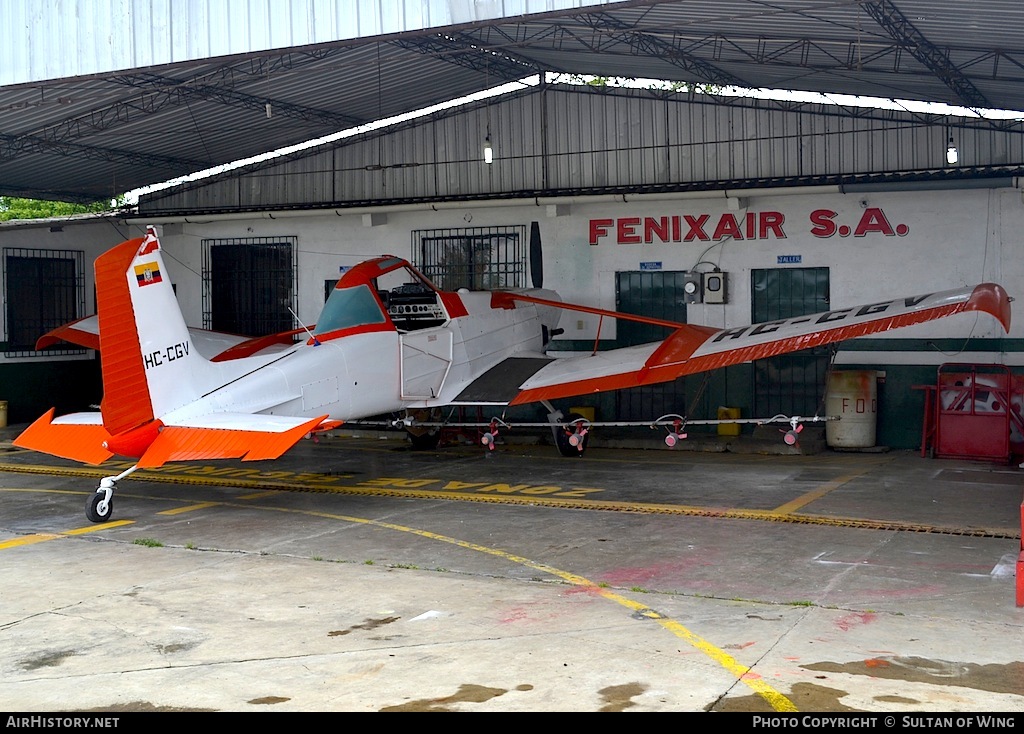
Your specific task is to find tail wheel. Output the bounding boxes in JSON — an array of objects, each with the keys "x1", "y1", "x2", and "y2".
[
  {"x1": 85, "y1": 491, "x2": 114, "y2": 523},
  {"x1": 555, "y1": 413, "x2": 590, "y2": 457}
]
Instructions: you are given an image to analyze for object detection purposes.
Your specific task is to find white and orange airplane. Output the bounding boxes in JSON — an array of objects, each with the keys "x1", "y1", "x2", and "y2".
[{"x1": 14, "y1": 228, "x2": 1012, "y2": 522}]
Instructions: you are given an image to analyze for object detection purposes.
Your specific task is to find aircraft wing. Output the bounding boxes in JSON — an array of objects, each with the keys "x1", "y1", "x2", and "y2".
[{"x1": 497, "y1": 283, "x2": 1010, "y2": 406}]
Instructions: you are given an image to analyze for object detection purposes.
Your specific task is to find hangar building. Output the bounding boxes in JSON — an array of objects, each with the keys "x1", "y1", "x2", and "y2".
[{"x1": 2, "y1": 0, "x2": 1024, "y2": 451}]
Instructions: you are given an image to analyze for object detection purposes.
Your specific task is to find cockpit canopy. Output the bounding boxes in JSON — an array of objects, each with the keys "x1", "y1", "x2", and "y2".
[
  {"x1": 314, "y1": 256, "x2": 450, "y2": 337},
  {"x1": 314, "y1": 284, "x2": 386, "y2": 335}
]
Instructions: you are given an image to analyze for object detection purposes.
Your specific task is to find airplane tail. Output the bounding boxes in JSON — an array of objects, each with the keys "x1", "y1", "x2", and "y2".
[
  {"x1": 95, "y1": 228, "x2": 197, "y2": 434},
  {"x1": 15, "y1": 228, "x2": 326, "y2": 466}
]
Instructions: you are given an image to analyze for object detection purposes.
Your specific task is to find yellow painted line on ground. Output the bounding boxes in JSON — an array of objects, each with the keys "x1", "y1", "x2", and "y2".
[
  {"x1": 248, "y1": 501, "x2": 798, "y2": 712},
  {"x1": 0, "y1": 533, "x2": 63, "y2": 549},
  {"x1": 1, "y1": 468, "x2": 1013, "y2": 537},
  {"x1": 772, "y1": 471, "x2": 868, "y2": 514},
  {"x1": 772, "y1": 455, "x2": 894, "y2": 515},
  {"x1": 0, "y1": 486, "x2": 95, "y2": 497},
  {"x1": 606, "y1": 593, "x2": 797, "y2": 711},
  {"x1": 0, "y1": 520, "x2": 133, "y2": 549},
  {"x1": 158, "y1": 502, "x2": 219, "y2": 516},
  {"x1": 62, "y1": 520, "x2": 134, "y2": 534},
  {"x1": 0, "y1": 481, "x2": 797, "y2": 708}
]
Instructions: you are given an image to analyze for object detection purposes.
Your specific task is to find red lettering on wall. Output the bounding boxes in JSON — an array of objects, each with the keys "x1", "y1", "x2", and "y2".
[
  {"x1": 618, "y1": 217, "x2": 641, "y2": 244},
  {"x1": 684, "y1": 214, "x2": 710, "y2": 241},
  {"x1": 760, "y1": 212, "x2": 786, "y2": 239},
  {"x1": 713, "y1": 214, "x2": 743, "y2": 240},
  {"x1": 589, "y1": 218, "x2": 613, "y2": 246},
  {"x1": 809, "y1": 209, "x2": 837, "y2": 238},
  {"x1": 589, "y1": 210, "x2": 787, "y2": 244},
  {"x1": 645, "y1": 216, "x2": 670, "y2": 243},
  {"x1": 854, "y1": 208, "x2": 896, "y2": 237}
]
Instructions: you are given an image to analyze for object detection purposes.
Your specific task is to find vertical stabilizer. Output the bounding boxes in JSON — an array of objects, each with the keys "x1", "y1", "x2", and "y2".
[{"x1": 96, "y1": 228, "x2": 209, "y2": 434}]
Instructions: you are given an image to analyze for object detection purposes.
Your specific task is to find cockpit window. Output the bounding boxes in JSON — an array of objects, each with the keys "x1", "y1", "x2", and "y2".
[{"x1": 314, "y1": 284, "x2": 387, "y2": 335}]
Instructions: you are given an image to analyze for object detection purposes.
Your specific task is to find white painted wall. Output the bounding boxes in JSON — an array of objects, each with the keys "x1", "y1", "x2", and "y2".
[
  {"x1": 155, "y1": 185, "x2": 1023, "y2": 354},
  {"x1": 4, "y1": 183, "x2": 1021, "y2": 366}
]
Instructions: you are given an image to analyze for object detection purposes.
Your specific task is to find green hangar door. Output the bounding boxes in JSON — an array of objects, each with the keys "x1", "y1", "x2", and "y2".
[
  {"x1": 614, "y1": 271, "x2": 690, "y2": 421},
  {"x1": 751, "y1": 267, "x2": 831, "y2": 419}
]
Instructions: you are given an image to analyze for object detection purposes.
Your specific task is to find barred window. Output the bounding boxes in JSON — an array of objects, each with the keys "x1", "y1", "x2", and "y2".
[
  {"x1": 201, "y1": 237, "x2": 297, "y2": 337},
  {"x1": 3, "y1": 248, "x2": 85, "y2": 357},
  {"x1": 412, "y1": 226, "x2": 526, "y2": 292}
]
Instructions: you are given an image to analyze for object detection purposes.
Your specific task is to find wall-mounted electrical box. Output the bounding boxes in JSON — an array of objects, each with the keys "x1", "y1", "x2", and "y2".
[
  {"x1": 683, "y1": 272, "x2": 703, "y2": 304},
  {"x1": 702, "y1": 271, "x2": 728, "y2": 304}
]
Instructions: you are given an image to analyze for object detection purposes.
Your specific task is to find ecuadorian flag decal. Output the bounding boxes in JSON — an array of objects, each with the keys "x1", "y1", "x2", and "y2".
[{"x1": 134, "y1": 262, "x2": 162, "y2": 286}]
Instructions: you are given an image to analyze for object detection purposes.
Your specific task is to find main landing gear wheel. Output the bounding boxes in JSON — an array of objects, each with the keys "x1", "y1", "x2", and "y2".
[
  {"x1": 555, "y1": 413, "x2": 590, "y2": 457},
  {"x1": 405, "y1": 408, "x2": 443, "y2": 450},
  {"x1": 85, "y1": 488, "x2": 113, "y2": 523},
  {"x1": 408, "y1": 430, "x2": 442, "y2": 450}
]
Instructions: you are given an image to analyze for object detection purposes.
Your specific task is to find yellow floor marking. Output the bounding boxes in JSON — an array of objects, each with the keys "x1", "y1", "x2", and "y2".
[
  {"x1": 0, "y1": 486, "x2": 92, "y2": 497},
  {"x1": 0, "y1": 520, "x2": 133, "y2": 549},
  {"x1": 63, "y1": 520, "x2": 134, "y2": 534},
  {"x1": 158, "y1": 502, "x2": 219, "y2": 516},
  {"x1": 248, "y1": 502, "x2": 798, "y2": 712},
  {"x1": 0, "y1": 533, "x2": 63, "y2": 549},
  {"x1": 607, "y1": 593, "x2": 797, "y2": 711},
  {"x1": 236, "y1": 491, "x2": 281, "y2": 500},
  {"x1": 772, "y1": 471, "x2": 869, "y2": 514},
  {"x1": 0, "y1": 457, "x2": 906, "y2": 712}
]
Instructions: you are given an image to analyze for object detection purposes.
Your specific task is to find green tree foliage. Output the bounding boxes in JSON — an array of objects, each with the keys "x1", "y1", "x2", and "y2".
[
  {"x1": 0, "y1": 196, "x2": 125, "y2": 221},
  {"x1": 562, "y1": 73, "x2": 723, "y2": 95}
]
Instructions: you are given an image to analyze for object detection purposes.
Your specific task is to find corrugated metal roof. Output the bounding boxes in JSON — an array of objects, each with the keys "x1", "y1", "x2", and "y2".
[
  {"x1": 0, "y1": 0, "x2": 611, "y2": 86},
  {"x1": 2, "y1": 0, "x2": 1023, "y2": 203},
  {"x1": 135, "y1": 85, "x2": 1024, "y2": 217}
]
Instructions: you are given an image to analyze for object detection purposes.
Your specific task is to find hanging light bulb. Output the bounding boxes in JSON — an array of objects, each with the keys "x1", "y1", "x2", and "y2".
[
  {"x1": 483, "y1": 134, "x2": 493, "y2": 164},
  {"x1": 946, "y1": 136, "x2": 958, "y2": 164}
]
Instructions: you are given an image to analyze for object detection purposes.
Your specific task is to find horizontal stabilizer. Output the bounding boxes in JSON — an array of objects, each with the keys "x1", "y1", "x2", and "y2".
[
  {"x1": 13, "y1": 409, "x2": 114, "y2": 465},
  {"x1": 33, "y1": 314, "x2": 297, "y2": 362},
  {"x1": 14, "y1": 410, "x2": 328, "y2": 469},
  {"x1": 136, "y1": 414, "x2": 328, "y2": 468},
  {"x1": 35, "y1": 316, "x2": 100, "y2": 352}
]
